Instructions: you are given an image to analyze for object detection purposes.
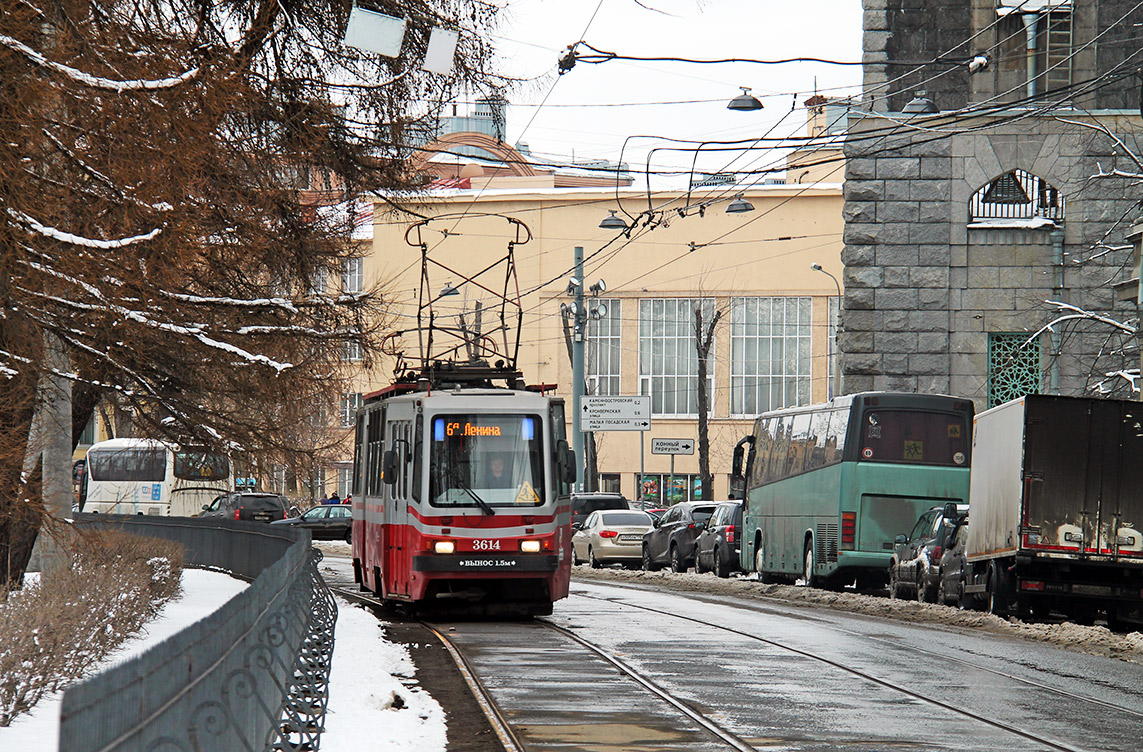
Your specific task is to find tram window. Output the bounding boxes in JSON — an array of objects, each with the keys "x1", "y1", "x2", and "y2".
[
  {"x1": 412, "y1": 416, "x2": 422, "y2": 502},
  {"x1": 428, "y1": 413, "x2": 545, "y2": 508}
]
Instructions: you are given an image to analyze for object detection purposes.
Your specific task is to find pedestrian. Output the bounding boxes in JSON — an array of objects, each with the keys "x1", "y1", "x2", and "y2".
[
  {"x1": 343, "y1": 494, "x2": 352, "y2": 505},
  {"x1": 328, "y1": 491, "x2": 341, "y2": 505},
  {"x1": 316, "y1": 493, "x2": 328, "y2": 506}
]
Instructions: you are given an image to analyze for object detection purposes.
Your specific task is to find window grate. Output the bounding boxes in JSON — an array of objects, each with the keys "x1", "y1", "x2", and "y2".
[
  {"x1": 988, "y1": 333, "x2": 1042, "y2": 408},
  {"x1": 970, "y1": 170, "x2": 1064, "y2": 223}
]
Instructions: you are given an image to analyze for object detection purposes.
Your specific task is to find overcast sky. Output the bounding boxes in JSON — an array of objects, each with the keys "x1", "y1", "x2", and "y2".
[{"x1": 489, "y1": 0, "x2": 864, "y2": 184}]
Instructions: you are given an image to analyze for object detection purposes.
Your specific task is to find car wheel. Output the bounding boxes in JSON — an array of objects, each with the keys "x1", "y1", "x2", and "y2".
[
  {"x1": 714, "y1": 548, "x2": 729, "y2": 579},
  {"x1": 936, "y1": 576, "x2": 948, "y2": 605},
  {"x1": 344, "y1": 529, "x2": 352, "y2": 544},
  {"x1": 916, "y1": 567, "x2": 930, "y2": 603},
  {"x1": 670, "y1": 545, "x2": 686, "y2": 573},
  {"x1": 642, "y1": 545, "x2": 658, "y2": 572},
  {"x1": 694, "y1": 548, "x2": 707, "y2": 574},
  {"x1": 589, "y1": 546, "x2": 601, "y2": 569},
  {"x1": 888, "y1": 565, "x2": 900, "y2": 599},
  {"x1": 802, "y1": 540, "x2": 816, "y2": 588},
  {"x1": 572, "y1": 545, "x2": 581, "y2": 566}
]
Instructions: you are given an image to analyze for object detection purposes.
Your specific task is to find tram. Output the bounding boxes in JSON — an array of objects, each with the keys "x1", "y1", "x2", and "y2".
[{"x1": 350, "y1": 364, "x2": 576, "y2": 616}]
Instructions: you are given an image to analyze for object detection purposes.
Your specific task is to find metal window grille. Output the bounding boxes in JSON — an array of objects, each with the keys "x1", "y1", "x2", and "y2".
[
  {"x1": 970, "y1": 169, "x2": 1064, "y2": 223},
  {"x1": 729, "y1": 297, "x2": 812, "y2": 415},
  {"x1": 586, "y1": 299, "x2": 622, "y2": 396},
  {"x1": 988, "y1": 332, "x2": 1042, "y2": 408},
  {"x1": 638, "y1": 298, "x2": 716, "y2": 416}
]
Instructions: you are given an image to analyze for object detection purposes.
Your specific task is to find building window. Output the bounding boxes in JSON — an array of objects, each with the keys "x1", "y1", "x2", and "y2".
[
  {"x1": 988, "y1": 332, "x2": 1041, "y2": 408},
  {"x1": 639, "y1": 473, "x2": 704, "y2": 504},
  {"x1": 79, "y1": 414, "x2": 96, "y2": 445},
  {"x1": 969, "y1": 169, "x2": 1064, "y2": 224},
  {"x1": 638, "y1": 298, "x2": 715, "y2": 416},
  {"x1": 308, "y1": 267, "x2": 326, "y2": 295},
  {"x1": 339, "y1": 392, "x2": 363, "y2": 427},
  {"x1": 587, "y1": 299, "x2": 622, "y2": 396},
  {"x1": 343, "y1": 338, "x2": 362, "y2": 362},
  {"x1": 598, "y1": 473, "x2": 620, "y2": 493},
  {"x1": 337, "y1": 466, "x2": 352, "y2": 497},
  {"x1": 342, "y1": 257, "x2": 363, "y2": 294},
  {"x1": 730, "y1": 297, "x2": 812, "y2": 416},
  {"x1": 828, "y1": 296, "x2": 839, "y2": 399}
]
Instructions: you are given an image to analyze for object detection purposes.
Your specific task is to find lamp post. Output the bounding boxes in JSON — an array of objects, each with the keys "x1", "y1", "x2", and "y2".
[
  {"x1": 564, "y1": 250, "x2": 609, "y2": 492},
  {"x1": 811, "y1": 263, "x2": 842, "y2": 399}
]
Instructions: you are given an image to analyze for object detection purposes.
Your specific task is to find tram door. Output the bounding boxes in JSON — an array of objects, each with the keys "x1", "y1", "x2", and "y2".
[{"x1": 384, "y1": 404, "x2": 415, "y2": 597}]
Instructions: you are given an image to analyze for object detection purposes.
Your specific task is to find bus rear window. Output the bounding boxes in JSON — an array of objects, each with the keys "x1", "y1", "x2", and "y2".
[
  {"x1": 858, "y1": 411, "x2": 968, "y2": 466},
  {"x1": 87, "y1": 448, "x2": 167, "y2": 481}
]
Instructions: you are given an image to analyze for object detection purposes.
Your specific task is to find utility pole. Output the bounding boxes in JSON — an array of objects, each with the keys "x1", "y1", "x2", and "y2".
[{"x1": 571, "y1": 247, "x2": 586, "y2": 491}]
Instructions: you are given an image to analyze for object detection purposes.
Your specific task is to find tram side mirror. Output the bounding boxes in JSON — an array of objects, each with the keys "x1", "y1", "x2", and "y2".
[
  {"x1": 383, "y1": 449, "x2": 399, "y2": 485},
  {"x1": 556, "y1": 439, "x2": 575, "y2": 485}
]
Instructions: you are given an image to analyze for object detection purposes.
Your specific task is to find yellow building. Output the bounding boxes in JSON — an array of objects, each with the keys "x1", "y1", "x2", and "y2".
[{"x1": 342, "y1": 128, "x2": 845, "y2": 503}]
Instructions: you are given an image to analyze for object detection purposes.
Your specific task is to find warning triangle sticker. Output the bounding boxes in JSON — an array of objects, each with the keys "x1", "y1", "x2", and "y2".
[{"x1": 515, "y1": 481, "x2": 540, "y2": 504}]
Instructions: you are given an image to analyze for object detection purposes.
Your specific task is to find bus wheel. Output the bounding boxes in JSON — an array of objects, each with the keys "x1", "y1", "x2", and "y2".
[{"x1": 802, "y1": 540, "x2": 816, "y2": 588}]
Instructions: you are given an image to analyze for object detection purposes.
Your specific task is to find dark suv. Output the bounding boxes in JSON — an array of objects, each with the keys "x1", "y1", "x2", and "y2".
[
  {"x1": 200, "y1": 492, "x2": 288, "y2": 523},
  {"x1": 694, "y1": 501, "x2": 743, "y2": 578},
  {"x1": 889, "y1": 502, "x2": 968, "y2": 601},
  {"x1": 571, "y1": 492, "x2": 631, "y2": 529},
  {"x1": 641, "y1": 501, "x2": 719, "y2": 573}
]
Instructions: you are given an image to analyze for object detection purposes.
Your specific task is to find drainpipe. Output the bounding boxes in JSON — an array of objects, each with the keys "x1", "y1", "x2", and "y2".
[
  {"x1": 1050, "y1": 227, "x2": 1064, "y2": 394},
  {"x1": 1023, "y1": 12, "x2": 1040, "y2": 99}
]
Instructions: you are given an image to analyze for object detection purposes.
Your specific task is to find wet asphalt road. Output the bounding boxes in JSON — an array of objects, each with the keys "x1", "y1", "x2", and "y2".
[{"x1": 437, "y1": 579, "x2": 1143, "y2": 752}]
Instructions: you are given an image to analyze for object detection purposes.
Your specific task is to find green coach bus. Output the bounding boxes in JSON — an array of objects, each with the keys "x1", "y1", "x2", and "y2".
[{"x1": 730, "y1": 392, "x2": 974, "y2": 589}]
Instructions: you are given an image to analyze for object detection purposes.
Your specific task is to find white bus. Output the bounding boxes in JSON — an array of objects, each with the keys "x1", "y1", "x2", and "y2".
[{"x1": 83, "y1": 438, "x2": 233, "y2": 516}]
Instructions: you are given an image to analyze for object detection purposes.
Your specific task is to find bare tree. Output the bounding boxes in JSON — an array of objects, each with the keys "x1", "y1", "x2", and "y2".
[
  {"x1": 693, "y1": 300, "x2": 722, "y2": 501},
  {"x1": 0, "y1": 0, "x2": 508, "y2": 587}
]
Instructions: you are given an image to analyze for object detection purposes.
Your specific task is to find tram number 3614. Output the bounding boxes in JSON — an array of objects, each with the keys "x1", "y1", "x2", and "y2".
[{"x1": 473, "y1": 539, "x2": 502, "y2": 551}]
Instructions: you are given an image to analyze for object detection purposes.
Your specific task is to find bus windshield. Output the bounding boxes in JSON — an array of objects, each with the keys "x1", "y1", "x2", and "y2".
[
  {"x1": 87, "y1": 447, "x2": 166, "y2": 482},
  {"x1": 857, "y1": 410, "x2": 968, "y2": 466},
  {"x1": 428, "y1": 414, "x2": 545, "y2": 508},
  {"x1": 174, "y1": 449, "x2": 230, "y2": 481}
]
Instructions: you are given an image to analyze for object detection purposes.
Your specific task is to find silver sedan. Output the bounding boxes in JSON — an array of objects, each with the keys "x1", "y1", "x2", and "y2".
[{"x1": 572, "y1": 510, "x2": 655, "y2": 568}]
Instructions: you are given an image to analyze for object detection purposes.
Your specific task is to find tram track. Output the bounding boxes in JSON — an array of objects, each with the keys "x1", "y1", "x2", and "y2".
[{"x1": 571, "y1": 589, "x2": 1129, "y2": 752}]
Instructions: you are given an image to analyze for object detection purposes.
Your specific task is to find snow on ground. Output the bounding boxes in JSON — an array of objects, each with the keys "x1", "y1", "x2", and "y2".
[
  {"x1": 321, "y1": 603, "x2": 447, "y2": 752},
  {"x1": 572, "y1": 565, "x2": 1143, "y2": 662},
  {"x1": 1, "y1": 566, "x2": 446, "y2": 751},
  {"x1": 0, "y1": 569, "x2": 247, "y2": 750}
]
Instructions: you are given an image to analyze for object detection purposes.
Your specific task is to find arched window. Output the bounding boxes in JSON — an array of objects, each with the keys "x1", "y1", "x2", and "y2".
[{"x1": 969, "y1": 169, "x2": 1064, "y2": 224}]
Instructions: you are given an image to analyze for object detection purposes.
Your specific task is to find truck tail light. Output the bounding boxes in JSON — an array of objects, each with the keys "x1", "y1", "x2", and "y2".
[
  {"x1": 1020, "y1": 580, "x2": 1045, "y2": 591},
  {"x1": 599, "y1": 530, "x2": 618, "y2": 538},
  {"x1": 841, "y1": 512, "x2": 856, "y2": 549}
]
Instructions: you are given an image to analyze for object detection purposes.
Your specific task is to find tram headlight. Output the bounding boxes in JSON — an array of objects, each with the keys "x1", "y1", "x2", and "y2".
[
  {"x1": 433, "y1": 540, "x2": 456, "y2": 555},
  {"x1": 519, "y1": 540, "x2": 542, "y2": 553}
]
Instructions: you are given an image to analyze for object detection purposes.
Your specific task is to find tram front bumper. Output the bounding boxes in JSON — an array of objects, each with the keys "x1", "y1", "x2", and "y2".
[{"x1": 412, "y1": 553, "x2": 560, "y2": 573}]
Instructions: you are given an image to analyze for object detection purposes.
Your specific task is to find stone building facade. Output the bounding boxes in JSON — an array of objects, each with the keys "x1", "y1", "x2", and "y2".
[{"x1": 843, "y1": 0, "x2": 1143, "y2": 408}]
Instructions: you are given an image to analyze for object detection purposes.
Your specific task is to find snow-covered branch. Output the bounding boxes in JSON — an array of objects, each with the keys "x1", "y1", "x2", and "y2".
[
  {"x1": 1027, "y1": 301, "x2": 1137, "y2": 347},
  {"x1": 9, "y1": 210, "x2": 162, "y2": 250},
  {"x1": 0, "y1": 34, "x2": 202, "y2": 92}
]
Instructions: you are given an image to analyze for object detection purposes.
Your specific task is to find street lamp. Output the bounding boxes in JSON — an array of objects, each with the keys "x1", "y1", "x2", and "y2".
[
  {"x1": 727, "y1": 87, "x2": 763, "y2": 111},
  {"x1": 811, "y1": 262, "x2": 842, "y2": 399},
  {"x1": 726, "y1": 194, "x2": 755, "y2": 214}
]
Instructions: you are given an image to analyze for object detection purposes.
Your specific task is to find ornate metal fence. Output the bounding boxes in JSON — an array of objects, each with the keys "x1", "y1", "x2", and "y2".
[{"x1": 59, "y1": 516, "x2": 337, "y2": 752}]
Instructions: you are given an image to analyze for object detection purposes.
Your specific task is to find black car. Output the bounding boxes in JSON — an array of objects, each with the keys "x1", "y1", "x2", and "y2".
[
  {"x1": 571, "y1": 492, "x2": 630, "y2": 529},
  {"x1": 694, "y1": 501, "x2": 743, "y2": 578},
  {"x1": 641, "y1": 501, "x2": 719, "y2": 573},
  {"x1": 936, "y1": 517, "x2": 971, "y2": 607},
  {"x1": 889, "y1": 502, "x2": 968, "y2": 602},
  {"x1": 200, "y1": 492, "x2": 288, "y2": 523},
  {"x1": 271, "y1": 504, "x2": 353, "y2": 542}
]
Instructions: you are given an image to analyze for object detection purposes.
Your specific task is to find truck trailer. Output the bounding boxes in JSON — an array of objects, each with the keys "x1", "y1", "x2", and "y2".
[{"x1": 963, "y1": 395, "x2": 1143, "y2": 628}]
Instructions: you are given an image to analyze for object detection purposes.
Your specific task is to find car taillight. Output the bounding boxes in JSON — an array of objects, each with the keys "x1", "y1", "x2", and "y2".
[
  {"x1": 932, "y1": 545, "x2": 942, "y2": 560},
  {"x1": 599, "y1": 530, "x2": 618, "y2": 538},
  {"x1": 726, "y1": 527, "x2": 736, "y2": 544},
  {"x1": 687, "y1": 523, "x2": 696, "y2": 530},
  {"x1": 234, "y1": 508, "x2": 241, "y2": 520},
  {"x1": 841, "y1": 512, "x2": 856, "y2": 549}
]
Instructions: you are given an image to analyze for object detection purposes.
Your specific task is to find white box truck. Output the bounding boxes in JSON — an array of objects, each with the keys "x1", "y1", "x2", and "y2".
[{"x1": 963, "y1": 395, "x2": 1143, "y2": 628}]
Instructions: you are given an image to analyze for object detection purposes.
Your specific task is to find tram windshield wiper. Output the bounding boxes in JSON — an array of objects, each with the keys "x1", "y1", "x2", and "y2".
[{"x1": 452, "y1": 467, "x2": 495, "y2": 516}]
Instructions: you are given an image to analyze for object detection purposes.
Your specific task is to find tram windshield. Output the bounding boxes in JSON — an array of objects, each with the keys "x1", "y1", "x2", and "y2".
[{"x1": 428, "y1": 413, "x2": 545, "y2": 508}]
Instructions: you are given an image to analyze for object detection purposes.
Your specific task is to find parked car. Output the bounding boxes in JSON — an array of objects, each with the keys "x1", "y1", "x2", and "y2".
[
  {"x1": 694, "y1": 501, "x2": 743, "y2": 578},
  {"x1": 271, "y1": 504, "x2": 353, "y2": 542},
  {"x1": 936, "y1": 516, "x2": 971, "y2": 607},
  {"x1": 643, "y1": 508, "x2": 667, "y2": 522},
  {"x1": 199, "y1": 492, "x2": 289, "y2": 523},
  {"x1": 572, "y1": 510, "x2": 655, "y2": 568},
  {"x1": 571, "y1": 492, "x2": 631, "y2": 529},
  {"x1": 889, "y1": 502, "x2": 968, "y2": 601},
  {"x1": 642, "y1": 501, "x2": 719, "y2": 573}
]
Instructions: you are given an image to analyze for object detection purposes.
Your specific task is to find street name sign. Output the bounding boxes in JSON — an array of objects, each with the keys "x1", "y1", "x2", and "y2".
[
  {"x1": 580, "y1": 395, "x2": 651, "y2": 432},
  {"x1": 651, "y1": 438, "x2": 695, "y2": 455}
]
